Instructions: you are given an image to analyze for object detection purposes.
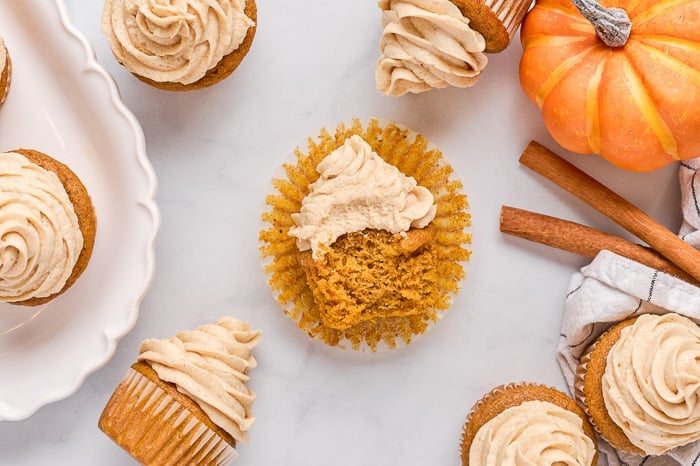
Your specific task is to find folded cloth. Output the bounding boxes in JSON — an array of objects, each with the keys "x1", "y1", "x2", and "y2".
[{"x1": 557, "y1": 158, "x2": 700, "y2": 466}]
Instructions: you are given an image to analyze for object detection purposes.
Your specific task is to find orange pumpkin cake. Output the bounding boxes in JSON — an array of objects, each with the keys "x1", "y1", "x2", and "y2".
[{"x1": 260, "y1": 119, "x2": 471, "y2": 351}]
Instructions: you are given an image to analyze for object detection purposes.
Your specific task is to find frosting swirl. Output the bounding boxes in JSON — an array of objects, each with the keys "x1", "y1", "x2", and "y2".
[
  {"x1": 469, "y1": 400, "x2": 596, "y2": 465},
  {"x1": 288, "y1": 135, "x2": 437, "y2": 258},
  {"x1": 138, "y1": 317, "x2": 261, "y2": 444},
  {"x1": 102, "y1": 0, "x2": 254, "y2": 84},
  {"x1": 603, "y1": 313, "x2": 700, "y2": 455},
  {"x1": 0, "y1": 152, "x2": 83, "y2": 302},
  {"x1": 376, "y1": 0, "x2": 488, "y2": 96}
]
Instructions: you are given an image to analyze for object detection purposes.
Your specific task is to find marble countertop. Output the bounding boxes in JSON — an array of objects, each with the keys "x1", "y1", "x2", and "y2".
[{"x1": 0, "y1": 1, "x2": 684, "y2": 465}]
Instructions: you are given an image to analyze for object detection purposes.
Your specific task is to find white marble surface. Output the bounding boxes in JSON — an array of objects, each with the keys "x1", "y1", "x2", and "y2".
[{"x1": 0, "y1": 1, "x2": 686, "y2": 465}]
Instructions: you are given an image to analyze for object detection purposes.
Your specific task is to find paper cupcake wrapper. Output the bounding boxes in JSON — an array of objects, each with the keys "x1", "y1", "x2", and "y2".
[
  {"x1": 99, "y1": 368, "x2": 238, "y2": 466},
  {"x1": 260, "y1": 118, "x2": 471, "y2": 352},
  {"x1": 484, "y1": 0, "x2": 533, "y2": 42}
]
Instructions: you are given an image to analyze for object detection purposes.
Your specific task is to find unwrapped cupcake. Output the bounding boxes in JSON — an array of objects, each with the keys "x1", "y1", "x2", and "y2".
[
  {"x1": 99, "y1": 317, "x2": 261, "y2": 465},
  {"x1": 102, "y1": 0, "x2": 257, "y2": 91},
  {"x1": 260, "y1": 119, "x2": 471, "y2": 351},
  {"x1": 460, "y1": 382, "x2": 598, "y2": 465},
  {"x1": 0, "y1": 149, "x2": 96, "y2": 306},
  {"x1": 0, "y1": 36, "x2": 10, "y2": 107},
  {"x1": 376, "y1": 0, "x2": 533, "y2": 96}
]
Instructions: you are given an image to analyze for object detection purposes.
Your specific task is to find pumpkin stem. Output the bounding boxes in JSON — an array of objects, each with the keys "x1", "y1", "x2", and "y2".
[{"x1": 571, "y1": 0, "x2": 631, "y2": 47}]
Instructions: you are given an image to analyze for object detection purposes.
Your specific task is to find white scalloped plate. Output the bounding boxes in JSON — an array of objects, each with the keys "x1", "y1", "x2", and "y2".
[{"x1": 0, "y1": 0, "x2": 159, "y2": 421}]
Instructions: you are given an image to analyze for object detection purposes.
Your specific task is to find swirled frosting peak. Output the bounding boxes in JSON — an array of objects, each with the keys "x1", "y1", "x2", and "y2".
[
  {"x1": 0, "y1": 152, "x2": 83, "y2": 302},
  {"x1": 138, "y1": 317, "x2": 261, "y2": 444},
  {"x1": 376, "y1": 0, "x2": 488, "y2": 96},
  {"x1": 288, "y1": 135, "x2": 437, "y2": 258},
  {"x1": 603, "y1": 313, "x2": 700, "y2": 455},
  {"x1": 469, "y1": 400, "x2": 596, "y2": 465},
  {"x1": 102, "y1": 0, "x2": 254, "y2": 84}
]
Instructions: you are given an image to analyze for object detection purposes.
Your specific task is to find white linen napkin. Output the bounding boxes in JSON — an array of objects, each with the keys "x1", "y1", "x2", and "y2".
[{"x1": 556, "y1": 158, "x2": 700, "y2": 466}]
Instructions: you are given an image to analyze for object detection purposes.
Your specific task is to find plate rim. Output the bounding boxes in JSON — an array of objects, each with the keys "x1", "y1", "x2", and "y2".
[{"x1": 0, "y1": 0, "x2": 160, "y2": 421}]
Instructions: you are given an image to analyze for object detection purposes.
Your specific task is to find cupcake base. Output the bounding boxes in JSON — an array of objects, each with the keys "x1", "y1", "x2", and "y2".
[
  {"x1": 0, "y1": 43, "x2": 10, "y2": 107},
  {"x1": 10, "y1": 148, "x2": 96, "y2": 306},
  {"x1": 99, "y1": 362, "x2": 238, "y2": 466},
  {"x1": 460, "y1": 382, "x2": 598, "y2": 465},
  {"x1": 574, "y1": 318, "x2": 645, "y2": 455},
  {"x1": 135, "y1": 0, "x2": 257, "y2": 92},
  {"x1": 451, "y1": 0, "x2": 533, "y2": 53}
]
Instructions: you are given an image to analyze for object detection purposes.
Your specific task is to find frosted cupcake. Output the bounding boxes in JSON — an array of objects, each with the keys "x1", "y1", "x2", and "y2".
[
  {"x1": 460, "y1": 383, "x2": 598, "y2": 465},
  {"x1": 575, "y1": 312, "x2": 700, "y2": 456},
  {"x1": 260, "y1": 119, "x2": 471, "y2": 351},
  {"x1": 102, "y1": 0, "x2": 257, "y2": 91},
  {"x1": 376, "y1": 0, "x2": 533, "y2": 96},
  {"x1": 99, "y1": 317, "x2": 261, "y2": 465},
  {"x1": 0, "y1": 36, "x2": 11, "y2": 107},
  {"x1": 0, "y1": 149, "x2": 96, "y2": 306}
]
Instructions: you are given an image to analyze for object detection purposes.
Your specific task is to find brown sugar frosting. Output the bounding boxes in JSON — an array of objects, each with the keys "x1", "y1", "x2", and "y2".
[{"x1": 260, "y1": 119, "x2": 471, "y2": 351}]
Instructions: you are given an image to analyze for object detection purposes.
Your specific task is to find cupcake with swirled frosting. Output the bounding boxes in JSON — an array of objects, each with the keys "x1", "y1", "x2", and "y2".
[
  {"x1": 102, "y1": 0, "x2": 257, "y2": 91},
  {"x1": 376, "y1": 0, "x2": 533, "y2": 96},
  {"x1": 575, "y1": 312, "x2": 700, "y2": 456},
  {"x1": 460, "y1": 383, "x2": 598, "y2": 466},
  {"x1": 0, "y1": 149, "x2": 96, "y2": 306},
  {"x1": 99, "y1": 316, "x2": 261, "y2": 465},
  {"x1": 0, "y1": 36, "x2": 11, "y2": 107}
]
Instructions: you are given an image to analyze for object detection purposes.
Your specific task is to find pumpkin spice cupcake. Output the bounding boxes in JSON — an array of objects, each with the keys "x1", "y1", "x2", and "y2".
[
  {"x1": 0, "y1": 36, "x2": 11, "y2": 107},
  {"x1": 0, "y1": 149, "x2": 96, "y2": 306},
  {"x1": 102, "y1": 0, "x2": 257, "y2": 91},
  {"x1": 460, "y1": 383, "x2": 598, "y2": 465},
  {"x1": 260, "y1": 119, "x2": 471, "y2": 351},
  {"x1": 575, "y1": 312, "x2": 700, "y2": 456},
  {"x1": 99, "y1": 316, "x2": 261, "y2": 465},
  {"x1": 376, "y1": 0, "x2": 533, "y2": 96}
]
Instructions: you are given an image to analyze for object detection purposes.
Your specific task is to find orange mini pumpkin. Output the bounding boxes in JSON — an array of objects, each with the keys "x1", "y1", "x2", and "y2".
[{"x1": 519, "y1": 0, "x2": 700, "y2": 172}]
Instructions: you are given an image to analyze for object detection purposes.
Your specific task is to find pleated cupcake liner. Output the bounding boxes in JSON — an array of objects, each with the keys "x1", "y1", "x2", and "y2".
[
  {"x1": 99, "y1": 367, "x2": 238, "y2": 466},
  {"x1": 260, "y1": 118, "x2": 471, "y2": 352}
]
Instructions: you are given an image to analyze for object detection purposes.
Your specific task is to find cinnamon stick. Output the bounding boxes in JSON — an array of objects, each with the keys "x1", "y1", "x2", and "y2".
[
  {"x1": 520, "y1": 141, "x2": 700, "y2": 284},
  {"x1": 500, "y1": 206, "x2": 699, "y2": 286}
]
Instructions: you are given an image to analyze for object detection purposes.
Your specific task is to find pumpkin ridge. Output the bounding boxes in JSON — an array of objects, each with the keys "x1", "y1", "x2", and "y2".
[
  {"x1": 637, "y1": 36, "x2": 700, "y2": 70},
  {"x1": 631, "y1": 0, "x2": 696, "y2": 28},
  {"x1": 522, "y1": 34, "x2": 592, "y2": 50},
  {"x1": 535, "y1": 44, "x2": 601, "y2": 108},
  {"x1": 631, "y1": 41, "x2": 700, "y2": 87},
  {"x1": 619, "y1": 54, "x2": 679, "y2": 158},
  {"x1": 585, "y1": 60, "x2": 605, "y2": 153}
]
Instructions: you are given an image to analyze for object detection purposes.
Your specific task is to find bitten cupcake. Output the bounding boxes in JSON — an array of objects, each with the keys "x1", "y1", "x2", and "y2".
[
  {"x1": 460, "y1": 383, "x2": 598, "y2": 465},
  {"x1": 0, "y1": 149, "x2": 96, "y2": 306},
  {"x1": 0, "y1": 36, "x2": 11, "y2": 107},
  {"x1": 102, "y1": 0, "x2": 257, "y2": 91},
  {"x1": 376, "y1": 0, "x2": 533, "y2": 96},
  {"x1": 99, "y1": 317, "x2": 261, "y2": 465},
  {"x1": 575, "y1": 312, "x2": 700, "y2": 456},
  {"x1": 260, "y1": 119, "x2": 471, "y2": 351}
]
